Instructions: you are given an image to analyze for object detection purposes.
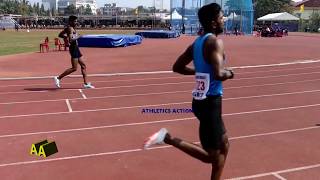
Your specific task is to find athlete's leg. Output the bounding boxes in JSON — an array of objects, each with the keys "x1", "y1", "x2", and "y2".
[
  {"x1": 58, "y1": 58, "x2": 78, "y2": 80},
  {"x1": 163, "y1": 133, "x2": 221, "y2": 164},
  {"x1": 78, "y1": 57, "x2": 87, "y2": 85},
  {"x1": 210, "y1": 135, "x2": 229, "y2": 180},
  {"x1": 54, "y1": 58, "x2": 77, "y2": 88},
  {"x1": 144, "y1": 96, "x2": 228, "y2": 180}
]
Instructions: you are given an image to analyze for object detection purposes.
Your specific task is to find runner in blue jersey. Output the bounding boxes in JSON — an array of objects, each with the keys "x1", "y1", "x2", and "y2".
[
  {"x1": 54, "y1": 15, "x2": 94, "y2": 89},
  {"x1": 144, "y1": 3, "x2": 234, "y2": 180}
]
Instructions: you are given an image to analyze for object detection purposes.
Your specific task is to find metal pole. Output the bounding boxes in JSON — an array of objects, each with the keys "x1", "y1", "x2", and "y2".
[
  {"x1": 161, "y1": 0, "x2": 163, "y2": 11},
  {"x1": 182, "y1": 0, "x2": 185, "y2": 34},
  {"x1": 240, "y1": 9, "x2": 242, "y2": 33},
  {"x1": 115, "y1": 10, "x2": 117, "y2": 26},
  {"x1": 170, "y1": 0, "x2": 172, "y2": 23},
  {"x1": 240, "y1": 0, "x2": 243, "y2": 33},
  {"x1": 154, "y1": 0, "x2": 156, "y2": 29},
  {"x1": 137, "y1": 10, "x2": 139, "y2": 27}
]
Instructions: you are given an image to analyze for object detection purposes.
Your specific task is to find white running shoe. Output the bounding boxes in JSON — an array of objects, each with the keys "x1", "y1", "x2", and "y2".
[
  {"x1": 144, "y1": 128, "x2": 168, "y2": 149},
  {"x1": 54, "y1": 76, "x2": 60, "y2": 88},
  {"x1": 84, "y1": 83, "x2": 95, "y2": 89}
]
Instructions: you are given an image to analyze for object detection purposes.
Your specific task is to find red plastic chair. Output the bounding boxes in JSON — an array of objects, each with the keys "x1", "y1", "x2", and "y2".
[
  {"x1": 40, "y1": 37, "x2": 49, "y2": 53},
  {"x1": 63, "y1": 37, "x2": 69, "y2": 51},
  {"x1": 254, "y1": 31, "x2": 261, "y2": 37},
  {"x1": 54, "y1": 38, "x2": 65, "y2": 51}
]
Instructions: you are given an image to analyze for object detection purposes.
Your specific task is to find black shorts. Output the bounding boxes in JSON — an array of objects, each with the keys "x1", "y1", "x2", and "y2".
[
  {"x1": 69, "y1": 46, "x2": 82, "y2": 59},
  {"x1": 192, "y1": 95, "x2": 226, "y2": 150}
]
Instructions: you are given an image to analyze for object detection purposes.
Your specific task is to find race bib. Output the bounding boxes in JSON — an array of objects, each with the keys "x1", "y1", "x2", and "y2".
[
  {"x1": 72, "y1": 33, "x2": 78, "y2": 40},
  {"x1": 192, "y1": 73, "x2": 210, "y2": 100}
]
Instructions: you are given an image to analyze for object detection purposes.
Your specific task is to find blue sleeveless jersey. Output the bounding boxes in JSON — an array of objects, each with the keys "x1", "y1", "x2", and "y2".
[{"x1": 192, "y1": 33, "x2": 223, "y2": 100}]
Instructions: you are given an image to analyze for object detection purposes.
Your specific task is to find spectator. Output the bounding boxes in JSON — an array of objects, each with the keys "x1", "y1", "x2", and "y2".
[
  {"x1": 234, "y1": 26, "x2": 238, "y2": 36},
  {"x1": 15, "y1": 24, "x2": 19, "y2": 31}
]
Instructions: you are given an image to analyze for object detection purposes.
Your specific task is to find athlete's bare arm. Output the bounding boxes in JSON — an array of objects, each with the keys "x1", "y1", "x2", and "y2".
[
  {"x1": 67, "y1": 27, "x2": 75, "y2": 43},
  {"x1": 172, "y1": 45, "x2": 195, "y2": 75},
  {"x1": 58, "y1": 27, "x2": 73, "y2": 46},
  {"x1": 204, "y1": 36, "x2": 234, "y2": 81},
  {"x1": 58, "y1": 29, "x2": 66, "y2": 39}
]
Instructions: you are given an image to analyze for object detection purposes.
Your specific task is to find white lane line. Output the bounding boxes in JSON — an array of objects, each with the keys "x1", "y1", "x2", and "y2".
[
  {"x1": 226, "y1": 78, "x2": 320, "y2": 90},
  {"x1": 1, "y1": 78, "x2": 320, "y2": 105},
  {"x1": 1, "y1": 98, "x2": 320, "y2": 120},
  {"x1": 272, "y1": 173, "x2": 287, "y2": 180},
  {"x1": 0, "y1": 148, "x2": 143, "y2": 167},
  {"x1": 0, "y1": 117, "x2": 196, "y2": 138},
  {"x1": 223, "y1": 103, "x2": 320, "y2": 117},
  {"x1": 65, "y1": 99, "x2": 72, "y2": 112},
  {"x1": 236, "y1": 64, "x2": 320, "y2": 74},
  {"x1": 0, "y1": 70, "x2": 172, "y2": 81},
  {"x1": 1, "y1": 69, "x2": 320, "y2": 96},
  {"x1": 224, "y1": 89, "x2": 320, "y2": 101},
  {"x1": 78, "y1": 89, "x2": 87, "y2": 99},
  {"x1": 232, "y1": 71, "x2": 320, "y2": 81},
  {"x1": 0, "y1": 90, "x2": 189, "y2": 105},
  {"x1": 229, "y1": 126, "x2": 319, "y2": 141},
  {"x1": 1, "y1": 64, "x2": 320, "y2": 89},
  {"x1": 0, "y1": 102, "x2": 190, "y2": 119},
  {"x1": 0, "y1": 59, "x2": 319, "y2": 81},
  {"x1": 226, "y1": 164, "x2": 320, "y2": 180},
  {"x1": 1, "y1": 70, "x2": 320, "y2": 95},
  {"x1": 0, "y1": 111, "x2": 319, "y2": 139},
  {"x1": 1, "y1": 88, "x2": 320, "y2": 113},
  {"x1": 0, "y1": 76, "x2": 187, "y2": 88},
  {"x1": 0, "y1": 81, "x2": 193, "y2": 95},
  {"x1": 0, "y1": 71, "x2": 171, "y2": 80},
  {"x1": 0, "y1": 126, "x2": 319, "y2": 167},
  {"x1": 231, "y1": 59, "x2": 320, "y2": 69}
]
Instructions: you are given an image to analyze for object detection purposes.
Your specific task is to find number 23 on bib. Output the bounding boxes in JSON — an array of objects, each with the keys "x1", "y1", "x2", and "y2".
[{"x1": 192, "y1": 73, "x2": 210, "y2": 100}]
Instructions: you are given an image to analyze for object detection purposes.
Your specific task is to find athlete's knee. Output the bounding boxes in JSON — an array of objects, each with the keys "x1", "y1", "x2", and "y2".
[
  {"x1": 209, "y1": 152, "x2": 226, "y2": 168},
  {"x1": 81, "y1": 64, "x2": 86, "y2": 70},
  {"x1": 70, "y1": 67, "x2": 77, "y2": 72},
  {"x1": 201, "y1": 150, "x2": 220, "y2": 164},
  {"x1": 222, "y1": 135, "x2": 230, "y2": 155}
]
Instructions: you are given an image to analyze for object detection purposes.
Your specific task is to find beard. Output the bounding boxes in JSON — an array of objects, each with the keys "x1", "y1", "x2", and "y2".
[{"x1": 215, "y1": 26, "x2": 224, "y2": 35}]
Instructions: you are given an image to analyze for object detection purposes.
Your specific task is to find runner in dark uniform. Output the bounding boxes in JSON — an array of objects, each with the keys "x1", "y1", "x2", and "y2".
[{"x1": 54, "y1": 15, "x2": 94, "y2": 89}]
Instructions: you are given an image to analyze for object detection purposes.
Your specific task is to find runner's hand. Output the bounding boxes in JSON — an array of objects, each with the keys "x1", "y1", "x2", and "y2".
[{"x1": 225, "y1": 68, "x2": 234, "y2": 79}]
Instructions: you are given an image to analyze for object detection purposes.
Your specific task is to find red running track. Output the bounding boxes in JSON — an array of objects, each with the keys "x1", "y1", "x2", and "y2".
[{"x1": 0, "y1": 61, "x2": 320, "y2": 180}]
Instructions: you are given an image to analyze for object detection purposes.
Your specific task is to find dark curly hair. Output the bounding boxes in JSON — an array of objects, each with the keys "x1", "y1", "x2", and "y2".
[{"x1": 198, "y1": 3, "x2": 222, "y2": 33}]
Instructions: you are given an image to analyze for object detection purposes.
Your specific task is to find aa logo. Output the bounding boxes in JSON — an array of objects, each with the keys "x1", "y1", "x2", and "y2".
[{"x1": 30, "y1": 140, "x2": 58, "y2": 158}]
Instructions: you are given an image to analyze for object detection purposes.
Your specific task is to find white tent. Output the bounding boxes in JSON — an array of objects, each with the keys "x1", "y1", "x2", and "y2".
[
  {"x1": 257, "y1": 12, "x2": 299, "y2": 21},
  {"x1": 224, "y1": 12, "x2": 248, "y2": 21},
  {"x1": 227, "y1": 12, "x2": 239, "y2": 20},
  {"x1": 163, "y1": 9, "x2": 187, "y2": 20}
]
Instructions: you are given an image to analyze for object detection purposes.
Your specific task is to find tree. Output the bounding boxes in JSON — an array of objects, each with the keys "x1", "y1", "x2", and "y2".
[
  {"x1": 77, "y1": 5, "x2": 84, "y2": 15},
  {"x1": 225, "y1": 0, "x2": 293, "y2": 19},
  {"x1": 19, "y1": 0, "x2": 30, "y2": 16},
  {"x1": 0, "y1": 1, "x2": 4, "y2": 14},
  {"x1": 36, "y1": 2, "x2": 40, "y2": 15},
  {"x1": 27, "y1": 4, "x2": 33, "y2": 15},
  {"x1": 33, "y1": 3, "x2": 37, "y2": 14},
  {"x1": 84, "y1": 4, "x2": 92, "y2": 15},
  {"x1": 137, "y1": 5, "x2": 144, "y2": 13},
  {"x1": 308, "y1": 12, "x2": 320, "y2": 32},
  {"x1": 253, "y1": 0, "x2": 293, "y2": 19},
  {"x1": 46, "y1": 9, "x2": 50, "y2": 16},
  {"x1": 65, "y1": 4, "x2": 76, "y2": 15},
  {"x1": 0, "y1": 0, "x2": 37, "y2": 16},
  {"x1": 225, "y1": 0, "x2": 245, "y2": 12},
  {"x1": 51, "y1": 7, "x2": 55, "y2": 16},
  {"x1": 40, "y1": 4, "x2": 45, "y2": 16},
  {"x1": 1, "y1": 0, "x2": 17, "y2": 14}
]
